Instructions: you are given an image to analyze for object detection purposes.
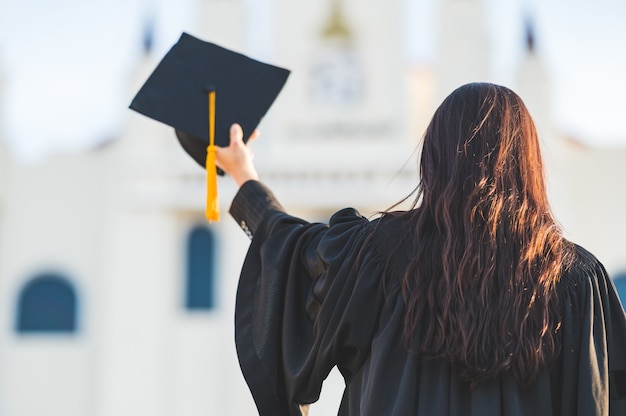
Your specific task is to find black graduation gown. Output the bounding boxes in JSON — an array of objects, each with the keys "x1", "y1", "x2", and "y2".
[{"x1": 230, "y1": 181, "x2": 626, "y2": 416}]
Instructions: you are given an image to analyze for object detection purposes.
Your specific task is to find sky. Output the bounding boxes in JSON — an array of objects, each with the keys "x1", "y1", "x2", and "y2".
[{"x1": 0, "y1": 0, "x2": 625, "y2": 162}]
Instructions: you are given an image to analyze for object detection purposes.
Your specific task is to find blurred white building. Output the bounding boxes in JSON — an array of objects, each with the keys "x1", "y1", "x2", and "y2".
[{"x1": 0, "y1": 0, "x2": 624, "y2": 415}]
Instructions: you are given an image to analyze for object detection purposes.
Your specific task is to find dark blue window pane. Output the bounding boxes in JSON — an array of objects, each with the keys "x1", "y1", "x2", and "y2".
[
  {"x1": 614, "y1": 273, "x2": 626, "y2": 306},
  {"x1": 186, "y1": 226, "x2": 216, "y2": 310},
  {"x1": 16, "y1": 274, "x2": 77, "y2": 333}
]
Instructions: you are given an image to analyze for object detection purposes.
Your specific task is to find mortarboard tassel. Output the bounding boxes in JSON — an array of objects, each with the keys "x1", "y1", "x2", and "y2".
[{"x1": 205, "y1": 89, "x2": 219, "y2": 222}]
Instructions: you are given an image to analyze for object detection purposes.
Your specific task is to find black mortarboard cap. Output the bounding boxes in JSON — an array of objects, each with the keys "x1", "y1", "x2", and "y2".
[
  {"x1": 129, "y1": 32, "x2": 290, "y2": 168},
  {"x1": 129, "y1": 32, "x2": 290, "y2": 221}
]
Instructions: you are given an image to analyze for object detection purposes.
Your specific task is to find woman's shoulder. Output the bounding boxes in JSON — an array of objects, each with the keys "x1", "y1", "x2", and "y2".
[
  {"x1": 557, "y1": 242, "x2": 610, "y2": 296},
  {"x1": 326, "y1": 208, "x2": 413, "y2": 243},
  {"x1": 359, "y1": 211, "x2": 416, "y2": 286},
  {"x1": 369, "y1": 210, "x2": 415, "y2": 237}
]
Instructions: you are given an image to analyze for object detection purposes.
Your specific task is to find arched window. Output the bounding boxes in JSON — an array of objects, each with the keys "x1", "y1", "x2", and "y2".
[
  {"x1": 613, "y1": 272, "x2": 626, "y2": 306},
  {"x1": 16, "y1": 273, "x2": 78, "y2": 333},
  {"x1": 185, "y1": 225, "x2": 217, "y2": 310}
]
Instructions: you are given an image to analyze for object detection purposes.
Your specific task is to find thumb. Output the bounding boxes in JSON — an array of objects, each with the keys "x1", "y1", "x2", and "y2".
[{"x1": 230, "y1": 123, "x2": 244, "y2": 147}]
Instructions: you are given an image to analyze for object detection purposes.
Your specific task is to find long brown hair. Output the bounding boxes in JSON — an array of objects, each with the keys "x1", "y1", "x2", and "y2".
[{"x1": 401, "y1": 83, "x2": 573, "y2": 384}]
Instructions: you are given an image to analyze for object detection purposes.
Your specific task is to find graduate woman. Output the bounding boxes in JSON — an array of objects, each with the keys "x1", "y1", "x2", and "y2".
[{"x1": 216, "y1": 82, "x2": 626, "y2": 416}]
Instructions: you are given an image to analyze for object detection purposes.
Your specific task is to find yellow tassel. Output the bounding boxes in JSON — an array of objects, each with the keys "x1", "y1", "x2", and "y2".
[{"x1": 205, "y1": 90, "x2": 219, "y2": 222}]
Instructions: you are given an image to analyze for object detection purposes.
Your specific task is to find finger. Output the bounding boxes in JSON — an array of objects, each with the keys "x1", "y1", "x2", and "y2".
[
  {"x1": 213, "y1": 146, "x2": 225, "y2": 166},
  {"x1": 230, "y1": 123, "x2": 244, "y2": 146},
  {"x1": 247, "y1": 129, "x2": 260, "y2": 143}
]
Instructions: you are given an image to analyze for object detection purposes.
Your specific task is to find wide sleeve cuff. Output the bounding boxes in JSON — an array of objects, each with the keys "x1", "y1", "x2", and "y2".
[{"x1": 229, "y1": 180, "x2": 286, "y2": 239}]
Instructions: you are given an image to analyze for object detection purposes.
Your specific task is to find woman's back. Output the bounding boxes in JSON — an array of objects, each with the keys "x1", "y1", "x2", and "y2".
[
  {"x1": 231, "y1": 194, "x2": 626, "y2": 415},
  {"x1": 339, "y1": 212, "x2": 626, "y2": 415},
  {"x1": 217, "y1": 82, "x2": 626, "y2": 415}
]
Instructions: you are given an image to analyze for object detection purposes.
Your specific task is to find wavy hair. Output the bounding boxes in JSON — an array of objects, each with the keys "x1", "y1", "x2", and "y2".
[{"x1": 401, "y1": 83, "x2": 573, "y2": 385}]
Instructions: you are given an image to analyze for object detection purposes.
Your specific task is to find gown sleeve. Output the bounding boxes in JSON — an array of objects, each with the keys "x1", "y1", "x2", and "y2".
[
  {"x1": 230, "y1": 181, "x2": 386, "y2": 416},
  {"x1": 556, "y1": 246, "x2": 626, "y2": 416}
]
